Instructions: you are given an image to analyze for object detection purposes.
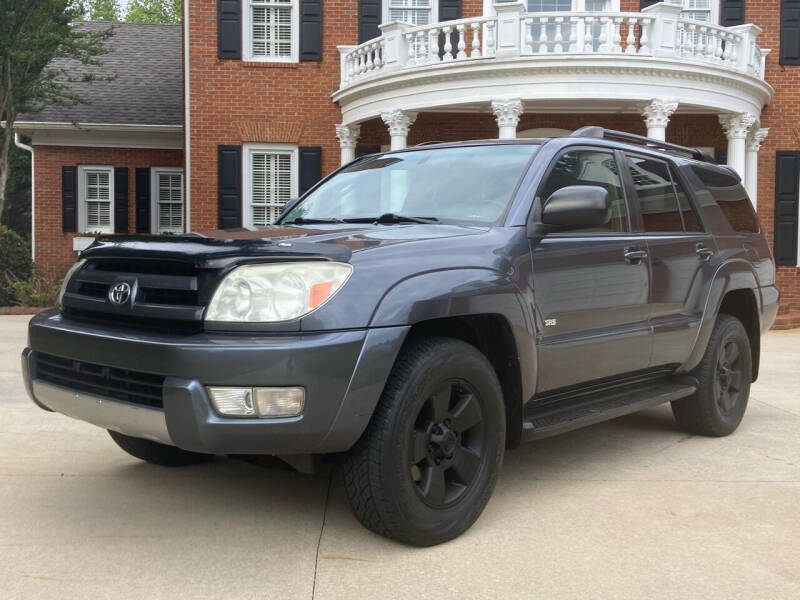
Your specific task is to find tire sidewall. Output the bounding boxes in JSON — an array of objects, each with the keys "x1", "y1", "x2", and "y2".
[{"x1": 381, "y1": 342, "x2": 505, "y2": 544}]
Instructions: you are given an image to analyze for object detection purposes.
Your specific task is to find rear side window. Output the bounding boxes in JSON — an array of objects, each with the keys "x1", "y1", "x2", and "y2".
[
  {"x1": 626, "y1": 155, "x2": 702, "y2": 233},
  {"x1": 692, "y1": 166, "x2": 759, "y2": 233}
]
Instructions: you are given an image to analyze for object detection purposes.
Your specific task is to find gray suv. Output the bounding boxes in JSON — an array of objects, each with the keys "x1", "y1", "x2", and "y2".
[{"x1": 22, "y1": 127, "x2": 779, "y2": 546}]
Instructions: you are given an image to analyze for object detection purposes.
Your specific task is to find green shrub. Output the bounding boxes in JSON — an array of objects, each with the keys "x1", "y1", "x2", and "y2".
[
  {"x1": 0, "y1": 226, "x2": 32, "y2": 306},
  {"x1": 9, "y1": 265, "x2": 62, "y2": 307}
]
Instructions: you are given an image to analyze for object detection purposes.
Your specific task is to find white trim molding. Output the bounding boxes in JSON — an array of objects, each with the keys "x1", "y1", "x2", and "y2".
[
  {"x1": 15, "y1": 122, "x2": 183, "y2": 149},
  {"x1": 242, "y1": 143, "x2": 299, "y2": 227}
]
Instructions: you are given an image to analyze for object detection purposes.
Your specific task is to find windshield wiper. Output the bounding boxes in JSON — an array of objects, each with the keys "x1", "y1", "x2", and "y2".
[
  {"x1": 344, "y1": 213, "x2": 440, "y2": 225},
  {"x1": 283, "y1": 217, "x2": 346, "y2": 225}
]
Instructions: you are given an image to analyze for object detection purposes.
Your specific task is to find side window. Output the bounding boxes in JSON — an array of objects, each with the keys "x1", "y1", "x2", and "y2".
[
  {"x1": 670, "y1": 166, "x2": 702, "y2": 232},
  {"x1": 627, "y1": 155, "x2": 684, "y2": 233},
  {"x1": 540, "y1": 149, "x2": 629, "y2": 233},
  {"x1": 691, "y1": 165, "x2": 760, "y2": 233}
]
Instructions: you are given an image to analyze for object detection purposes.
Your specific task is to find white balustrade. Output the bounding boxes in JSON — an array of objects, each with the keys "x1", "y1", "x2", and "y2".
[{"x1": 338, "y1": 9, "x2": 766, "y2": 90}]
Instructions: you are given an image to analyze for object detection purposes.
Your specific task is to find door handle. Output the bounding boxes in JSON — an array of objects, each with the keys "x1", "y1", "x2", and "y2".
[
  {"x1": 624, "y1": 247, "x2": 648, "y2": 264},
  {"x1": 695, "y1": 243, "x2": 715, "y2": 261}
]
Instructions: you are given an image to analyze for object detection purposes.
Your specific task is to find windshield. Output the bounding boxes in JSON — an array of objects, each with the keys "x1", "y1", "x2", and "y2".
[{"x1": 280, "y1": 144, "x2": 539, "y2": 225}]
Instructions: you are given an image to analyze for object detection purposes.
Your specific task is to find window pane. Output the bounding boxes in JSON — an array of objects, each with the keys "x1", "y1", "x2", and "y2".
[
  {"x1": 527, "y1": 0, "x2": 572, "y2": 10},
  {"x1": 691, "y1": 166, "x2": 760, "y2": 233},
  {"x1": 627, "y1": 156, "x2": 684, "y2": 232},
  {"x1": 540, "y1": 150, "x2": 629, "y2": 233},
  {"x1": 84, "y1": 170, "x2": 111, "y2": 230},
  {"x1": 252, "y1": 4, "x2": 292, "y2": 58},
  {"x1": 157, "y1": 173, "x2": 183, "y2": 232},
  {"x1": 251, "y1": 151, "x2": 293, "y2": 226},
  {"x1": 670, "y1": 166, "x2": 701, "y2": 232}
]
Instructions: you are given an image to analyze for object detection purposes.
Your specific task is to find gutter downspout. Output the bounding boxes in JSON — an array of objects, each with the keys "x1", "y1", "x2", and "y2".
[
  {"x1": 183, "y1": 0, "x2": 191, "y2": 232},
  {"x1": 14, "y1": 132, "x2": 34, "y2": 261}
]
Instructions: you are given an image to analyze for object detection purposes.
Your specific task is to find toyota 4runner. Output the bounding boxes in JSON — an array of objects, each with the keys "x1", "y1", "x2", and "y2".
[{"x1": 22, "y1": 127, "x2": 779, "y2": 546}]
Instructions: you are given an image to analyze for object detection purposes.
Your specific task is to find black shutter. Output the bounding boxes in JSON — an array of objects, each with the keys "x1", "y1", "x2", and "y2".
[
  {"x1": 720, "y1": 0, "x2": 745, "y2": 26},
  {"x1": 299, "y1": 146, "x2": 322, "y2": 195},
  {"x1": 135, "y1": 168, "x2": 151, "y2": 234},
  {"x1": 300, "y1": 0, "x2": 323, "y2": 61},
  {"x1": 356, "y1": 145, "x2": 381, "y2": 157},
  {"x1": 774, "y1": 152, "x2": 800, "y2": 266},
  {"x1": 218, "y1": 0, "x2": 242, "y2": 59},
  {"x1": 218, "y1": 145, "x2": 242, "y2": 229},
  {"x1": 62, "y1": 166, "x2": 77, "y2": 233},
  {"x1": 438, "y1": 0, "x2": 461, "y2": 59},
  {"x1": 358, "y1": 0, "x2": 381, "y2": 44},
  {"x1": 113, "y1": 167, "x2": 128, "y2": 234},
  {"x1": 640, "y1": 1, "x2": 659, "y2": 8},
  {"x1": 781, "y1": 0, "x2": 800, "y2": 65}
]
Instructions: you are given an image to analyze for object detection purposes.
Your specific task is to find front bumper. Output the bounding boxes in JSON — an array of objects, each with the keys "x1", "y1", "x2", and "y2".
[{"x1": 23, "y1": 310, "x2": 409, "y2": 455}]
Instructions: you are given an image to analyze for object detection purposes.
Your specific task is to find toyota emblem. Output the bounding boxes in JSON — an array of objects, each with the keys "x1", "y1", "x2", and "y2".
[{"x1": 109, "y1": 282, "x2": 132, "y2": 305}]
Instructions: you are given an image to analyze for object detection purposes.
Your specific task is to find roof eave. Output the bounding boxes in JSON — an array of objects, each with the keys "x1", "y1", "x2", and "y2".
[{"x1": 13, "y1": 121, "x2": 183, "y2": 133}]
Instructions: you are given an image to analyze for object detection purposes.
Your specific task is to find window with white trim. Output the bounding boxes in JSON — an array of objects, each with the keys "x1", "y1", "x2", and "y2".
[
  {"x1": 245, "y1": 0, "x2": 298, "y2": 62},
  {"x1": 243, "y1": 145, "x2": 298, "y2": 227},
  {"x1": 666, "y1": 0, "x2": 718, "y2": 24},
  {"x1": 78, "y1": 166, "x2": 114, "y2": 233},
  {"x1": 151, "y1": 168, "x2": 184, "y2": 234},
  {"x1": 386, "y1": 0, "x2": 434, "y2": 26}
]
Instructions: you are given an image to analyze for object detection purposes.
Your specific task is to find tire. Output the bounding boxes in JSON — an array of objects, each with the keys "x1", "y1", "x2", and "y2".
[
  {"x1": 671, "y1": 314, "x2": 752, "y2": 437},
  {"x1": 108, "y1": 430, "x2": 212, "y2": 467},
  {"x1": 343, "y1": 337, "x2": 506, "y2": 546}
]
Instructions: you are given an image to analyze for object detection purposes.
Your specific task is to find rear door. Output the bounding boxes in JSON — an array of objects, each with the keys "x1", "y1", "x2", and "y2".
[
  {"x1": 622, "y1": 153, "x2": 716, "y2": 367},
  {"x1": 530, "y1": 147, "x2": 652, "y2": 392}
]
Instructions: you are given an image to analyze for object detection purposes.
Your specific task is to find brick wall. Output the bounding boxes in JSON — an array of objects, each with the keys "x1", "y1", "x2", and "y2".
[
  {"x1": 743, "y1": 1, "x2": 800, "y2": 311},
  {"x1": 33, "y1": 146, "x2": 183, "y2": 274}
]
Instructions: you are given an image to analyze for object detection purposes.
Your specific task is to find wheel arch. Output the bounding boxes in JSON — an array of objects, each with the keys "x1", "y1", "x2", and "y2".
[{"x1": 683, "y1": 260, "x2": 762, "y2": 381}]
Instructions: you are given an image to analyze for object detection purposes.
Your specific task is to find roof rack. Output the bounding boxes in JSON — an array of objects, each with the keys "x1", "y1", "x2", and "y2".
[{"x1": 569, "y1": 126, "x2": 716, "y2": 164}]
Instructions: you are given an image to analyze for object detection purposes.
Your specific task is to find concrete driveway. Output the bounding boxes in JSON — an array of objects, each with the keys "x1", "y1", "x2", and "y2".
[{"x1": 1, "y1": 315, "x2": 799, "y2": 600}]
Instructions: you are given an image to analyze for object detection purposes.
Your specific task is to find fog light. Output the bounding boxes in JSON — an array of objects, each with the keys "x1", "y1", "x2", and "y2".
[
  {"x1": 207, "y1": 387, "x2": 255, "y2": 416},
  {"x1": 206, "y1": 386, "x2": 305, "y2": 418},
  {"x1": 254, "y1": 387, "x2": 305, "y2": 418}
]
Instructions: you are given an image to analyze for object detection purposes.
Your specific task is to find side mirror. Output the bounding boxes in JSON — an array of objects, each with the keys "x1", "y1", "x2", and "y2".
[{"x1": 541, "y1": 185, "x2": 611, "y2": 229}]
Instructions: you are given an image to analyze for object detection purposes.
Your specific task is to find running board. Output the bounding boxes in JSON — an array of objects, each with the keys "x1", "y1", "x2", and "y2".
[{"x1": 522, "y1": 380, "x2": 697, "y2": 441}]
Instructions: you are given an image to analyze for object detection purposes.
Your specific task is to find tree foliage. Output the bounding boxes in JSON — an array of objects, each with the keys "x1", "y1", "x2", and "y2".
[
  {"x1": 126, "y1": 0, "x2": 181, "y2": 23},
  {"x1": 85, "y1": 0, "x2": 121, "y2": 21},
  {"x1": 0, "y1": 0, "x2": 112, "y2": 226}
]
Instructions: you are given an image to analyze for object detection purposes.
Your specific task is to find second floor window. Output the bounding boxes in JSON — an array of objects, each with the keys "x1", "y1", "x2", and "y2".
[
  {"x1": 387, "y1": 0, "x2": 433, "y2": 26},
  {"x1": 247, "y1": 0, "x2": 297, "y2": 61},
  {"x1": 666, "y1": 0, "x2": 715, "y2": 24}
]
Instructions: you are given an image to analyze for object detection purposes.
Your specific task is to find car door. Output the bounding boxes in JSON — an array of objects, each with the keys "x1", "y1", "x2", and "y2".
[
  {"x1": 530, "y1": 147, "x2": 652, "y2": 393},
  {"x1": 621, "y1": 153, "x2": 716, "y2": 367}
]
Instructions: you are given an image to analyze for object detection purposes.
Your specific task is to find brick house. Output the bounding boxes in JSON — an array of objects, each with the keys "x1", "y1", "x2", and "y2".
[{"x1": 13, "y1": 1, "x2": 800, "y2": 321}]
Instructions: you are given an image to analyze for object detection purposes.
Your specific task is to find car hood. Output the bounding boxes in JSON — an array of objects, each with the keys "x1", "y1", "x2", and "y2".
[{"x1": 81, "y1": 224, "x2": 489, "y2": 268}]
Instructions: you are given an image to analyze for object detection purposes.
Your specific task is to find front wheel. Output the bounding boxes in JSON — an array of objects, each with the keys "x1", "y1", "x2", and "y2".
[
  {"x1": 343, "y1": 337, "x2": 506, "y2": 546},
  {"x1": 671, "y1": 314, "x2": 752, "y2": 437}
]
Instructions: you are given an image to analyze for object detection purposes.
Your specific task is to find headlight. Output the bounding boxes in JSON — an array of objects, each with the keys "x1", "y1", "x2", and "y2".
[
  {"x1": 58, "y1": 259, "x2": 86, "y2": 306},
  {"x1": 205, "y1": 262, "x2": 353, "y2": 322}
]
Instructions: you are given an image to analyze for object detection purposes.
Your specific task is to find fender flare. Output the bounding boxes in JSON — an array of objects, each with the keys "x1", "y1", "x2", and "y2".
[{"x1": 681, "y1": 258, "x2": 762, "y2": 374}]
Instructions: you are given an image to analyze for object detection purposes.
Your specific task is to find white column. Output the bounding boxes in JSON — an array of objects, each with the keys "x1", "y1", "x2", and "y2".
[
  {"x1": 745, "y1": 128, "x2": 769, "y2": 209},
  {"x1": 719, "y1": 113, "x2": 757, "y2": 180},
  {"x1": 335, "y1": 123, "x2": 360, "y2": 165},
  {"x1": 381, "y1": 109, "x2": 417, "y2": 151},
  {"x1": 491, "y1": 98, "x2": 523, "y2": 139},
  {"x1": 640, "y1": 99, "x2": 678, "y2": 142}
]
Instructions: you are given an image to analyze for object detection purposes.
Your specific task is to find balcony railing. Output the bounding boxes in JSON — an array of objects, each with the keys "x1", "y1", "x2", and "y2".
[{"x1": 337, "y1": 3, "x2": 767, "y2": 90}]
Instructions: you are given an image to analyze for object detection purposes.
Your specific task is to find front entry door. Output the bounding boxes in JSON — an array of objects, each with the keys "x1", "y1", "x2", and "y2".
[{"x1": 531, "y1": 148, "x2": 652, "y2": 393}]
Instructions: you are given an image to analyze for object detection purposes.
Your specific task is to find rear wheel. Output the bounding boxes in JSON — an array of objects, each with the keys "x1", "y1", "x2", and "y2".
[
  {"x1": 343, "y1": 337, "x2": 505, "y2": 546},
  {"x1": 108, "y1": 430, "x2": 212, "y2": 467},
  {"x1": 671, "y1": 314, "x2": 752, "y2": 437}
]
